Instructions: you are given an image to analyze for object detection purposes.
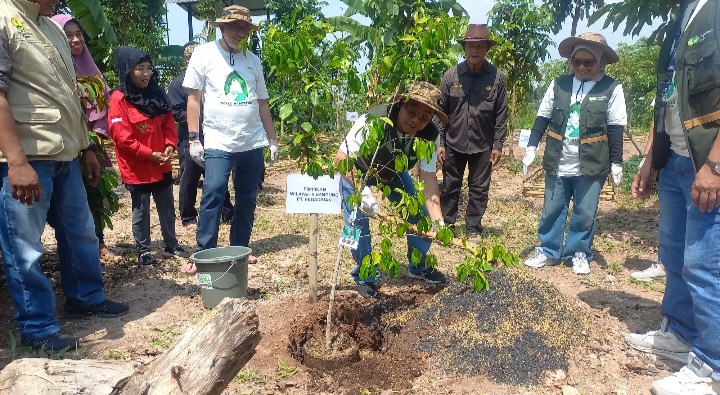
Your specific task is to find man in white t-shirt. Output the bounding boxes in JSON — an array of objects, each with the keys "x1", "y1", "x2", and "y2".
[
  {"x1": 335, "y1": 82, "x2": 448, "y2": 298},
  {"x1": 183, "y1": 6, "x2": 278, "y2": 262}
]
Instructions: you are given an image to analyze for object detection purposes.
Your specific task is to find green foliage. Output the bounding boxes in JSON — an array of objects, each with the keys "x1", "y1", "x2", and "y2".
[
  {"x1": 367, "y1": 5, "x2": 467, "y2": 96},
  {"x1": 263, "y1": 10, "x2": 363, "y2": 175},
  {"x1": 542, "y1": 0, "x2": 605, "y2": 36},
  {"x1": 489, "y1": 0, "x2": 555, "y2": 137},
  {"x1": 267, "y1": 0, "x2": 326, "y2": 22},
  {"x1": 83, "y1": 140, "x2": 121, "y2": 234},
  {"x1": 605, "y1": 38, "x2": 660, "y2": 130},
  {"x1": 456, "y1": 237, "x2": 520, "y2": 291},
  {"x1": 620, "y1": 154, "x2": 644, "y2": 193},
  {"x1": 588, "y1": 0, "x2": 682, "y2": 43},
  {"x1": 276, "y1": 356, "x2": 300, "y2": 379}
]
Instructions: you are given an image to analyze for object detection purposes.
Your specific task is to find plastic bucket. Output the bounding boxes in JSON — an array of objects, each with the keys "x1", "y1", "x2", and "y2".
[{"x1": 190, "y1": 246, "x2": 251, "y2": 309}]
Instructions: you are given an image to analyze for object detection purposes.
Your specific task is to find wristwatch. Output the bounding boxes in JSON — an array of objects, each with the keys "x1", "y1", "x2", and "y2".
[
  {"x1": 188, "y1": 131, "x2": 199, "y2": 140},
  {"x1": 706, "y1": 158, "x2": 720, "y2": 175}
]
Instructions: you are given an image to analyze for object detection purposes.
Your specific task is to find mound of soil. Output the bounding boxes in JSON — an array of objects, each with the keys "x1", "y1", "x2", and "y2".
[{"x1": 287, "y1": 269, "x2": 592, "y2": 393}]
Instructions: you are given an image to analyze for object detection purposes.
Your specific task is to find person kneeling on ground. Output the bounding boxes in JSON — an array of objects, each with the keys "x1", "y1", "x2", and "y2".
[
  {"x1": 109, "y1": 46, "x2": 191, "y2": 265},
  {"x1": 335, "y1": 81, "x2": 448, "y2": 298}
]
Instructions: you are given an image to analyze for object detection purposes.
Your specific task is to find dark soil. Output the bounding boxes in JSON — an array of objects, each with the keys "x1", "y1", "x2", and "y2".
[{"x1": 287, "y1": 268, "x2": 593, "y2": 393}]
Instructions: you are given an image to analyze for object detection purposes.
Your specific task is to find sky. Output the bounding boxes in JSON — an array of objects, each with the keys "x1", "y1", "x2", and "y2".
[{"x1": 165, "y1": 0, "x2": 656, "y2": 62}]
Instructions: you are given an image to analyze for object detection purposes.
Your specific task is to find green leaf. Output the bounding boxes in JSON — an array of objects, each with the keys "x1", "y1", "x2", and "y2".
[
  {"x1": 301, "y1": 122, "x2": 313, "y2": 132},
  {"x1": 381, "y1": 238, "x2": 392, "y2": 254},
  {"x1": 279, "y1": 103, "x2": 294, "y2": 121},
  {"x1": 410, "y1": 248, "x2": 422, "y2": 266},
  {"x1": 457, "y1": 265, "x2": 469, "y2": 282}
]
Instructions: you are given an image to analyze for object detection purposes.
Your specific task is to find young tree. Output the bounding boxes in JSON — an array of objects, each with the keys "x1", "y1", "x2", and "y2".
[
  {"x1": 542, "y1": 0, "x2": 604, "y2": 37},
  {"x1": 488, "y1": 0, "x2": 555, "y2": 158},
  {"x1": 605, "y1": 38, "x2": 660, "y2": 131},
  {"x1": 588, "y1": 0, "x2": 683, "y2": 43}
]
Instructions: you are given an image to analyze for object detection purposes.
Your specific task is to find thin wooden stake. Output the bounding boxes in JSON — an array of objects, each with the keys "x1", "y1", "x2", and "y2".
[
  {"x1": 309, "y1": 213, "x2": 319, "y2": 303},
  {"x1": 325, "y1": 246, "x2": 344, "y2": 348}
]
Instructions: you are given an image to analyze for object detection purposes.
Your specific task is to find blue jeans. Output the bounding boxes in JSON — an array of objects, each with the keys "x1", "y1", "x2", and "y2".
[
  {"x1": 197, "y1": 148, "x2": 264, "y2": 249},
  {"x1": 341, "y1": 171, "x2": 432, "y2": 284},
  {"x1": 658, "y1": 152, "x2": 720, "y2": 379},
  {"x1": 0, "y1": 160, "x2": 105, "y2": 338},
  {"x1": 538, "y1": 174, "x2": 605, "y2": 260}
]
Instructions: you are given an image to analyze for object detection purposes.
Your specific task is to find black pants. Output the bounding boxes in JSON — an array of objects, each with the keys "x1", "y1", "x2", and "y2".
[
  {"x1": 177, "y1": 141, "x2": 233, "y2": 225},
  {"x1": 440, "y1": 147, "x2": 492, "y2": 232}
]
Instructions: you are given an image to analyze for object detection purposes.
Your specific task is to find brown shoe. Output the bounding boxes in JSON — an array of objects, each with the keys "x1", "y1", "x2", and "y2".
[{"x1": 99, "y1": 243, "x2": 123, "y2": 263}]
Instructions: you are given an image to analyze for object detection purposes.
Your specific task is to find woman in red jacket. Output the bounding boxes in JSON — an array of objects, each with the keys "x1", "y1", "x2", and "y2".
[{"x1": 109, "y1": 46, "x2": 191, "y2": 265}]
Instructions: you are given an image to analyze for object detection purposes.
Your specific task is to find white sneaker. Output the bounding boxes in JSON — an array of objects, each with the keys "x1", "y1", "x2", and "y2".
[
  {"x1": 624, "y1": 319, "x2": 691, "y2": 363},
  {"x1": 524, "y1": 247, "x2": 548, "y2": 268},
  {"x1": 571, "y1": 252, "x2": 590, "y2": 274},
  {"x1": 631, "y1": 262, "x2": 666, "y2": 281},
  {"x1": 651, "y1": 366, "x2": 720, "y2": 395}
]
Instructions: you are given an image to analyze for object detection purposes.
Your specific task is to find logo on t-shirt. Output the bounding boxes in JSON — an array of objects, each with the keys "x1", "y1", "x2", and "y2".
[
  {"x1": 224, "y1": 71, "x2": 249, "y2": 101},
  {"x1": 566, "y1": 102, "x2": 581, "y2": 139}
]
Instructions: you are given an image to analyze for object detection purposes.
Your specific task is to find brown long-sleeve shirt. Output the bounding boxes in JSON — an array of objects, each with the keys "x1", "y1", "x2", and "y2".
[{"x1": 439, "y1": 61, "x2": 508, "y2": 154}]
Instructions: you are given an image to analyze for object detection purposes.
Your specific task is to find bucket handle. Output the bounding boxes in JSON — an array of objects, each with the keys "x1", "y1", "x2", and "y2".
[{"x1": 201, "y1": 258, "x2": 242, "y2": 285}]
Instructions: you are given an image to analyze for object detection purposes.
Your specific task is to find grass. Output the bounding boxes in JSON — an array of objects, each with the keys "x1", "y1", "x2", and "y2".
[
  {"x1": 150, "y1": 326, "x2": 180, "y2": 348},
  {"x1": 103, "y1": 349, "x2": 129, "y2": 360},
  {"x1": 629, "y1": 277, "x2": 666, "y2": 292},
  {"x1": 236, "y1": 367, "x2": 263, "y2": 383},
  {"x1": 276, "y1": 356, "x2": 300, "y2": 379},
  {"x1": 605, "y1": 262, "x2": 621, "y2": 273}
]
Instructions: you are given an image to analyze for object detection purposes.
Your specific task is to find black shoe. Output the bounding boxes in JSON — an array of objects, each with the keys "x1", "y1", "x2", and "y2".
[
  {"x1": 221, "y1": 214, "x2": 233, "y2": 225},
  {"x1": 139, "y1": 252, "x2": 157, "y2": 265},
  {"x1": 165, "y1": 245, "x2": 192, "y2": 258},
  {"x1": 182, "y1": 218, "x2": 197, "y2": 227},
  {"x1": 408, "y1": 268, "x2": 447, "y2": 284},
  {"x1": 65, "y1": 298, "x2": 129, "y2": 318},
  {"x1": 21, "y1": 332, "x2": 78, "y2": 351},
  {"x1": 466, "y1": 227, "x2": 483, "y2": 242},
  {"x1": 357, "y1": 283, "x2": 378, "y2": 298}
]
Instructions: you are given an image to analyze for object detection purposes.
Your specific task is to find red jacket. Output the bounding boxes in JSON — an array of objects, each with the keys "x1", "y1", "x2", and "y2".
[{"x1": 108, "y1": 90, "x2": 177, "y2": 185}]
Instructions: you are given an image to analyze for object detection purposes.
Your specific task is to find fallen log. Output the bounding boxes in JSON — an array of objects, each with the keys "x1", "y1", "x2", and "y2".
[
  {"x1": 0, "y1": 359, "x2": 134, "y2": 395},
  {"x1": 0, "y1": 298, "x2": 260, "y2": 395},
  {"x1": 115, "y1": 298, "x2": 261, "y2": 395}
]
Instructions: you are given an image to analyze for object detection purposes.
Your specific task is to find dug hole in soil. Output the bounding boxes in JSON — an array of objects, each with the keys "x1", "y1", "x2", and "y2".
[{"x1": 288, "y1": 267, "x2": 590, "y2": 394}]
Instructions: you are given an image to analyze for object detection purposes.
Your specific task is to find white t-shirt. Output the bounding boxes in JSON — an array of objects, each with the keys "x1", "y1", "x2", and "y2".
[
  {"x1": 537, "y1": 78, "x2": 627, "y2": 176},
  {"x1": 183, "y1": 41, "x2": 269, "y2": 153},
  {"x1": 665, "y1": 0, "x2": 704, "y2": 157},
  {"x1": 340, "y1": 114, "x2": 440, "y2": 173}
]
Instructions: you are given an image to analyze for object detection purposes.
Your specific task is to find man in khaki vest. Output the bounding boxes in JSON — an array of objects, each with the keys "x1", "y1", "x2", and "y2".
[{"x1": 0, "y1": 0, "x2": 128, "y2": 351}]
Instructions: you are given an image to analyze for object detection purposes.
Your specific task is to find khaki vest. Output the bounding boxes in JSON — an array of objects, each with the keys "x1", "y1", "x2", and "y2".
[
  {"x1": 355, "y1": 104, "x2": 439, "y2": 183},
  {"x1": 543, "y1": 75, "x2": 618, "y2": 176},
  {"x1": 0, "y1": 0, "x2": 88, "y2": 162}
]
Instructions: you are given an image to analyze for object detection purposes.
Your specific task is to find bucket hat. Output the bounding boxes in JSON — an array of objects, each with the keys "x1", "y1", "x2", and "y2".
[
  {"x1": 558, "y1": 32, "x2": 619, "y2": 64},
  {"x1": 209, "y1": 5, "x2": 258, "y2": 30},
  {"x1": 390, "y1": 81, "x2": 449, "y2": 125},
  {"x1": 458, "y1": 24, "x2": 497, "y2": 47}
]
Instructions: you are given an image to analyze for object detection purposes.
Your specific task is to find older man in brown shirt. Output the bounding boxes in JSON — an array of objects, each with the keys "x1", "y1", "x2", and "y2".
[{"x1": 438, "y1": 24, "x2": 508, "y2": 239}]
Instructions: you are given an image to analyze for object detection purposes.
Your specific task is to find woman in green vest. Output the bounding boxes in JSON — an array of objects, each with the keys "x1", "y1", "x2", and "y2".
[{"x1": 522, "y1": 32, "x2": 627, "y2": 275}]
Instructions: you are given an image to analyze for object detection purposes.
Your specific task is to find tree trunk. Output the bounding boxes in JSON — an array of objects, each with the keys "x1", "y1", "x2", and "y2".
[
  {"x1": 509, "y1": 83, "x2": 518, "y2": 159},
  {"x1": 0, "y1": 359, "x2": 134, "y2": 395},
  {"x1": 116, "y1": 299, "x2": 261, "y2": 395},
  {"x1": 571, "y1": 2, "x2": 582, "y2": 37}
]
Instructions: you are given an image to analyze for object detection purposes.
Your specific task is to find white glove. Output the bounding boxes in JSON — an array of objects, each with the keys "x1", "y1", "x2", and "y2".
[
  {"x1": 189, "y1": 140, "x2": 204, "y2": 168},
  {"x1": 522, "y1": 146, "x2": 536, "y2": 177},
  {"x1": 269, "y1": 139, "x2": 279, "y2": 162},
  {"x1": 360, "y1": 186, "x2": 379, "y2": 218},
  {"x1": 611, "y1": 163, "x2": 623, "y2": 187}
]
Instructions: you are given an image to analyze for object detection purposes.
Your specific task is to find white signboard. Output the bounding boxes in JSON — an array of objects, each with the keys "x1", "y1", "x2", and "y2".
[
  {"x1": 346, "y1": 111, "x2": 359, "y2": 122},
  {"x1": 286, "y1": 174, "x2": 342, "y2": 214},
  {"x1": 518, "y1": 129, "x2": 532, "y2": 148}
]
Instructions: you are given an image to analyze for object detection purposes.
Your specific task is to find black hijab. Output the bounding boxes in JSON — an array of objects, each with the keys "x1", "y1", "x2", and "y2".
[{"x1": 113, "y1": 46, "x2": 171, "y2": 118}]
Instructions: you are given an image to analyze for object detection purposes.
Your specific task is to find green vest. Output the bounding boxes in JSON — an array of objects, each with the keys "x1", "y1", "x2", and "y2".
[
  {"x1": 355, "y1": 104, "x2": 439, "y2": 183},
  {"x1": 665, "y1": 0, "x2": 720, "y2": 172},
  {"x1": 543, "y1": 74, "x2": 619, "y2": 177}
]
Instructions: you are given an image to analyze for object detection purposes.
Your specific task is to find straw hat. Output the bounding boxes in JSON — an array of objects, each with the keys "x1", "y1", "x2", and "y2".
[
  {"x1": 209, "y1": 5, "x2": 258, "y2": 30},
  {"x1": 558, "y1": 32, "x2": 619, "y2": 64},
  {"x1": 390, "y1": 82, "x2": 449, "y2": 125},
  {"x1": 458, "y1": 24, "x2": 497, "y2": 47}
]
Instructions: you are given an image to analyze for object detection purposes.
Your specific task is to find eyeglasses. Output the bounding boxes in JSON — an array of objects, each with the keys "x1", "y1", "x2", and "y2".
[
  {"x1": 404, "y1": 105, "x2": 432, "y2": 123},
  {"x1": 571, "y1": 58, "x2": 597, "y2": 68}
]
